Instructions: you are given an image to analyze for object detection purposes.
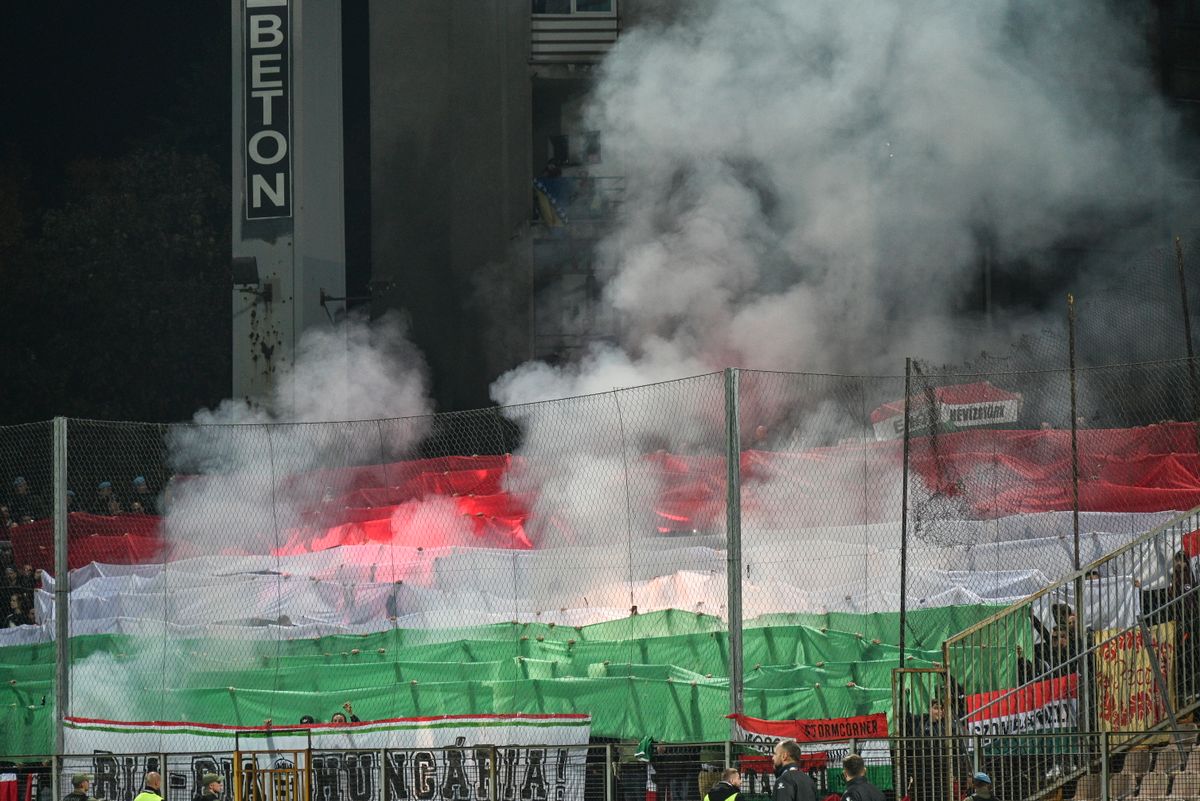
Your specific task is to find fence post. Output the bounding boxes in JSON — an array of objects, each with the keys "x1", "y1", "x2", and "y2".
[
  {"x1": 899, "y1": 358, "x2": 912, "y2": 666},
  {"x1": 971, "y1": 736, "x2": 980, "y2": 775},
  {"x1": 51, "y1": 754, "x2": 61, "y2": 801},
  {"x1": 52, "y1": 416, "x2": 69, "y2": 758},
  {"x1": 604, "y1": 743, "x2": 614, "y2": 801},
  {"x1": 1067, "y1": 295, "x2": 1093, "y2": 739},
  {"x1": 1175, "y1": 237, "x2": 1200, "y2": 457},
  {"x1": 489, "y1": 746, "x2": 498, "y2": 801},
  {"x1": 1100, "y1": 731, "x2": 1110, "y2": 801},
  {"x1": 724, "y1": 368, "x2": 744, "y2": 731},
  {"x1": 724, "y1": 740, "x2": 732, "y2": 770}
]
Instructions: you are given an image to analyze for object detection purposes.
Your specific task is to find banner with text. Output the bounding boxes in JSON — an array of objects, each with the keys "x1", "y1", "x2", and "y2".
[
  {"x1": 64, "y1": 714, "x2": 590, "y2": 754},
  {"x1": 963, "y1": 674, "x2": 1078, "y2": 754},
  {"x1": 1096, "y1": 623, "x2": 1177, "y2": 745},
  {"x1": 62, "y1": 745, "x2": 590, "y2": 801},
  {"x1": 729, "y1": 713, "x2": 891, "y2": 792}
]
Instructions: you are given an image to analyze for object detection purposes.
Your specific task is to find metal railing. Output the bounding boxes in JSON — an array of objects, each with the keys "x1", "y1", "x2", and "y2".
[{"x1": 942, "y1": 505, "x2": 1200, "y2": 777}]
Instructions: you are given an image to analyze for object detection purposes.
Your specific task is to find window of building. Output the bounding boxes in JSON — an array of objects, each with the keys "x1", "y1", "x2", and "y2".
[{"x1": 532, "y1": 0, "x2": 615, "y2": 15}]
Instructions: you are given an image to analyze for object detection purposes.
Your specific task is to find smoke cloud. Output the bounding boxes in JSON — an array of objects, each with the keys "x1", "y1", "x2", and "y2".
[
  {"x1": 498, "y1": 0, "x2": 1183, "y2": 405},
  {"x1": 164, "y1": 311, "x2": 433, "y2": 554}
]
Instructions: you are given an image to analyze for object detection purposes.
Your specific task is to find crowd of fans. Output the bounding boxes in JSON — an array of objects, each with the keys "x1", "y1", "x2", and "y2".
[
  {"x1": 2, "y1": 475, "x2": 160, "y2": 526},
  {"x1": 0, "y1": 475, "x2": 163, "y2": 629}
]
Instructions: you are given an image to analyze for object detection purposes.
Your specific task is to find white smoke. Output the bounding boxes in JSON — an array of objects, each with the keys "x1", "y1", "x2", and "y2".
[
  {"x1": 498, "y1": 0, "x2": 1180, "y2": 403},
  {"x1": 487, "y1": 0, "x2": 1188, "y2": 612},
  {"x1": 164, "y1": 311, "x2": 433, "y2": 554}
]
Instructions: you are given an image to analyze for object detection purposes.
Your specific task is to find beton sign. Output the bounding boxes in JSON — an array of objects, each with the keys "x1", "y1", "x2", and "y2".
[{"x1": 243, "y1": 0, "x2": 292, "y2": 219}]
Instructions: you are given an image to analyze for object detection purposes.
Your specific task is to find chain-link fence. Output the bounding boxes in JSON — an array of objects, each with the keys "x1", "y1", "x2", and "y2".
[{"x1": 3, "y1": 233, "x2": 1200, "y2": 789}]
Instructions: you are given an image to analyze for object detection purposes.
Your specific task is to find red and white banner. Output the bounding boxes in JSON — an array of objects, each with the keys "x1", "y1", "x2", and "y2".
[
  {"x1": 729, "y1": 713, "x2": 890, "y2": 770},
  {"x1": 963, "y1": 674, "x2": 1078, "y2": 746},
  {"x1": 871, "y1": 382, "x2": 1023, "y2": 440}
]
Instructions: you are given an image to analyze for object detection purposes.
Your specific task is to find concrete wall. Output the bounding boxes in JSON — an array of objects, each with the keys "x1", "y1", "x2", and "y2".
[
  {"x1": 231, "y1": 0, "x2": 346, "y2": 413},
  {"x1": 369, "y1": 0, "x2": 532, "y2": 412}
]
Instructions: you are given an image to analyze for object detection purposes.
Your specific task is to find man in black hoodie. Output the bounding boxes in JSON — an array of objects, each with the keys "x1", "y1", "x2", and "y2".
[
  {"x1": 704, "y1": 769, "x2": 742, "y2": 801},
  {"x1": 841, "y1": 755, "x2": 884, "y2": 801},
  {"x1": 773, "y1": 741, "x2": 817, "y2": 801}
]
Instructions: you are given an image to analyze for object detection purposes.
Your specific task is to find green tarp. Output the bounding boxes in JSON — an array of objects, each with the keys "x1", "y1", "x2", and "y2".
[{"x1": 0, "y1": 604, "x2": 1002, "y2": 756}]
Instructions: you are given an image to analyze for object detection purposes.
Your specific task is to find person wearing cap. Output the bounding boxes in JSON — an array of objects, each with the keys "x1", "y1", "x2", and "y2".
[
  {"x1": 133, "y1": 772, "x2": 163, "y2": 801},
  {"x1": 91, "y1": 481, "x2": 115, "y2": 515},
  {"x1": 63, "y1": 774, "x2": 92, "y2": 801},
  {"x1": 963, "y1": 772, "x2": 996, "y2": 801},
  {"x1": 129, "y1": 476, "x2": 157, "y2": 515},
  {"x1": 10, "y1": 477, "x2": 46, "y2": 522},
  {"x1": 194, "y1": 772, "x2": 223, "y2": 801},
  {"x1": 841, "y1": 755, "x2": 884, "y2": 801}
]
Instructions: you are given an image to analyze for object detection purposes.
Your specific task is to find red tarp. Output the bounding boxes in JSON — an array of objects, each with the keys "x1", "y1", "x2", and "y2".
[{"x1": 10, "y1": 423, "x2": 1200, "y2": 573}]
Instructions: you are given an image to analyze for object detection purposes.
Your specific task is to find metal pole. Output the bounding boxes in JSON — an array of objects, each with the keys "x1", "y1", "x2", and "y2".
[
  {"x1": 1175, "y1": 237, "x2": 1200, "y2": 458},
  {"x1": 1068, "y1": 294, "x2": 1081, "y2": 574},
  {"x1": 724, "y1": 368, "x2": 744, "y2": 731},
  {"x1": 1136, "y1": 615, "x2": 1183, "y2": 751},
  {"x1": 604, "y1": 743, "x2": 614, "y2": 801},
  {"x1": 490, "y1": 746, "x2": 498, "y2": 801},
  {"x1": 52, "y1": 417, "x2": 69, "y2": 757},
  {"x1": 899, "y1": 358, "x2": 912, "y2": 667},
  {"x1": 723, "y1": 740, "x2": 731, "y2": 770},
  {"x1": 1068, "y1": 295, "x2": 1092, "y2": 739},
  {"x1": 1100, "y1": 731, "x2": 1110, "y2": 801}
]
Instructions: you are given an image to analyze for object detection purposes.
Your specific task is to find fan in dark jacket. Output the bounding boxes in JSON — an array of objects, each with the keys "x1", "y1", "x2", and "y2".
[
  {"x1": 841, "y1": 755, "x2": 885, "y2": 801},
  {"x1": 773, "y1": 741, "x2": 817, "y2": 801}
]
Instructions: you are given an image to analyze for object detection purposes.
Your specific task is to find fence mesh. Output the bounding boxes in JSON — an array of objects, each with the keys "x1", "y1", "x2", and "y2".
[{"x1": 5, "y1": 236, "x2": 1200, "y2": 801}]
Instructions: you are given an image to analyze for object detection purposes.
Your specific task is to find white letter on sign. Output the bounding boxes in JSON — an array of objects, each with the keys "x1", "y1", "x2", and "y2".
[
  {"x1": 250, "y1": 14, "x2": 284, "y2": 48},
  {"x1": 251, "y1": 89, "x2": 283, "y2": 126},
  {"x1": 251, "y1": 174, "x2": 286, "y2": 209},
  {"x1": 251, "y1": 54, "x2": 283, "y2": 89},
  {"x1": 248, "y1": 130, "x2": 288, "y2": 165}
]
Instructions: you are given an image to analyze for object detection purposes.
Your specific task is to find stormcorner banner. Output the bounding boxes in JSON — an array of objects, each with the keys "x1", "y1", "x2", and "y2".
[
  {"x1": 1096, "y1": 623, "x2": 1177, "y2": 746},
  {"x1": 963, "y1": 674, "x2": 1078, "y2": 753},
  {"x1": 729, "y1": 712, "x2": 890, "y2": 765},
  {"x1": 63, "y1": 713, "x2": 591, "y2": 753},
  {"x1": 62, "y1": 745, "x2": 591, "y2": 801}
]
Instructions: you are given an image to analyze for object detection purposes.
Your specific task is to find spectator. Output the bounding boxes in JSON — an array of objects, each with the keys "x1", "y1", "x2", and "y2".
[
  {"x1": 133, "y1": 772, "x2": 162, "y2": 801},
  {"x1": 3, "y1": 567, "x2": 19, "y2": 595},
  {"x1": 17, "y1": 564, "x2": 36, "y2": 609},
  {"x1": 105, "y1": 496, "x2": 124, "y2": 517},
  {"x1": 9, "y1": 477, "x2": 46, "y2": 522},
  {"x1": 299, "y1": 715, "x2": 316, "y2": 725},
  {"x1": 1170, "y1": 549, "x2": 1198, "y2": 701},
  {"x1": 63, "y1": 774, "x2": 92, "y2": 801},
  {"x1": 1014, "y1": 643, "x2": 1041, "y2": 684},
  {"x1": 331, "y1": 702, "x2": 360, "y2": 724},
  {"x1": 703, "y1": 769, "x2": 741, "y2": 801},
  {"x1": 912, "y1": 699, "x2": 950, "y2": 801},
  {"x1": 963, "y1": 772, "x2": 997, "y2": 801},
  {"x1": 0, "y1": 504, "x2": 14, "y2": 530},
  {"x1": 66, "y1": 490, "x2": 77, "y2": 512},
  {"x1": 772, "y1": 740, "x2": 817, "y2": 801},
  {"x1": 841, "y1": 755, "x2": 883, "y2": 801},
  {"x1": 129, "y1": 476, "x2": 157, "y2": 515},
  {"x1": 92, "y1": 481, "x2": 115, "y2": 514},
  {"x1": 23, "y1": 607, "x2": 36, "y2": 625},
  {"x1": 193, "y1": 773, "x2": 222, "y2": 801},
  {"x1": 5, "y1": 593, "x2": 26, "y2": 627}
]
